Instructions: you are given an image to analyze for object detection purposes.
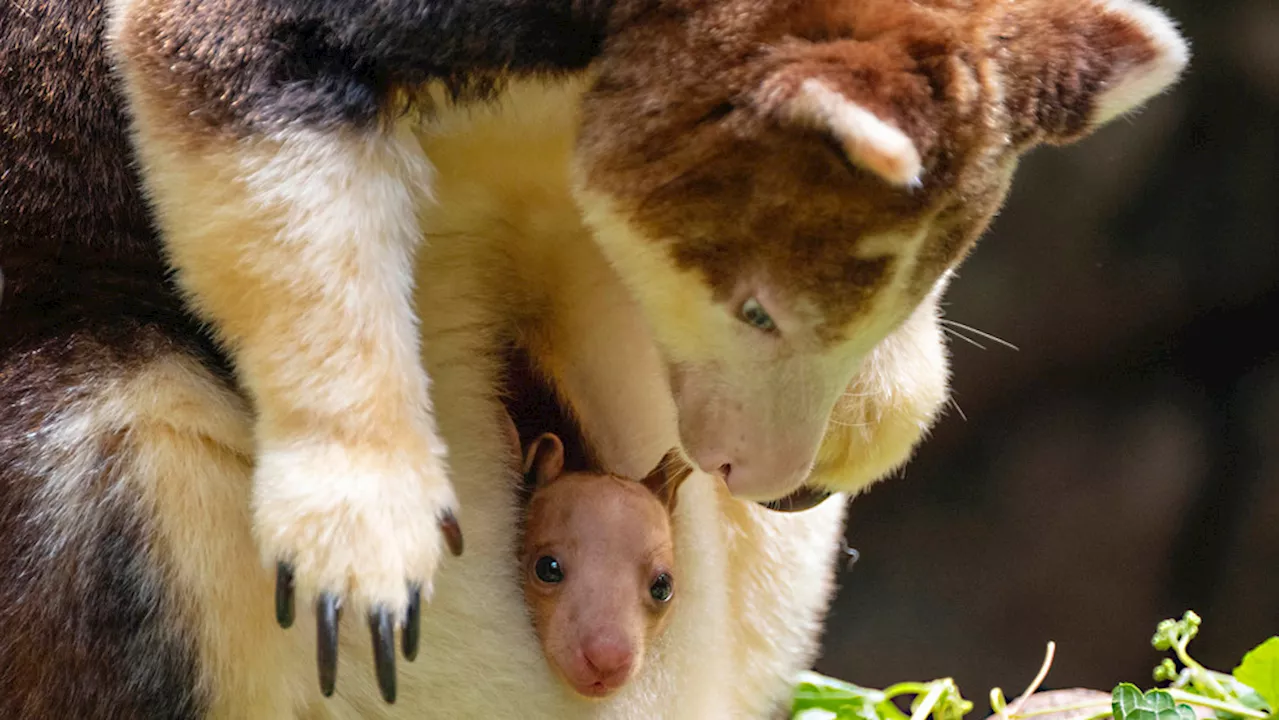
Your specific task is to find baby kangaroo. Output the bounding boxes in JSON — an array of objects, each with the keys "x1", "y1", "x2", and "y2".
[{"x1": 516, "y1": 430, "x2": 692, "y2": 699}]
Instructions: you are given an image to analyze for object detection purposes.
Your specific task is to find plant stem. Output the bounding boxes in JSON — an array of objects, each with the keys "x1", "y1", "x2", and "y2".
[
  {"x1": 1165, "y1": 689, "x2": 1269, "y2": 719},
  {"x1": 1173, "y1": 637, "x2": 1229, "y2": 699},
  {"x1": 909, "y1": 682, "x2": 947, "y2": 720},
  {"x1": 1001, "y1": 643, "x2": 1058, "y2": 720},
  {"x1": 884, "y1": 683, "x2": 934, "y2": 701},
  {"x1": 1012, "y1": 701, "x2": 1113, "y2": 718}
]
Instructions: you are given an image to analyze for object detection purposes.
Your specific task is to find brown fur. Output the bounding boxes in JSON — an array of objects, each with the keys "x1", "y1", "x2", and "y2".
[
  {"x1": 2, "y1": 0, "x2": 1187, "y2": 708},
  {"x1": 575, "y1": 0, "x2": 1182, "y2": 336},
  {"x1": 501, "y1": 344, "x2": 601, "y2": 477}
]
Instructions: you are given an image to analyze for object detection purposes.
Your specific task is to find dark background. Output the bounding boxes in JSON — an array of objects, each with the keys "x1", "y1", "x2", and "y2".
[{"x1": 816, "y1": 0, "x2": 1278, "y2": 703}]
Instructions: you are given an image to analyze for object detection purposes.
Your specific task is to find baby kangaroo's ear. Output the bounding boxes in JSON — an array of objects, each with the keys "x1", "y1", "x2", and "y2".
[
  {"x1": 640, "y1": 450, "x2": 694, "y2": 514},
  {"x1": 523, "y1": 433, "x2": 566, "y2": 489},
  {"x1": 996, "y1": 0, "x2": 1189, "y2": 144}
]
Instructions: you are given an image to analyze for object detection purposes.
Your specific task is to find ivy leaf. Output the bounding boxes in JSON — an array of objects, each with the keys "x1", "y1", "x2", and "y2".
[
  {"x1": 793, "y1": 672, "x2": 887, "y2": 720},
  {"x1": 1232, "y1": 637, "x2": 1278, "y2": 713},
  {"x1": 1112, "y1": 683, "x2": 1197, "y2": 720}
]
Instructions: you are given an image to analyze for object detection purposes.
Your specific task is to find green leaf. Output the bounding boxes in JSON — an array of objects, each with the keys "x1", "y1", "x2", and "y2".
[
  {"x1": 841, "y1": 704, "x2": 881, "y2": 720},
  {"x1": 1112, "y1": 683, "x2": 1197, "y2": 720},
  {"x1": 790, "y1": 673, "x2": 973, "y2": 720},
  {"x1": 792, "y1": 672, "x2": 889, "y2": 719},
  {"x1": 1232, "y1": 637, "x2": 1278, "y2": 712}
]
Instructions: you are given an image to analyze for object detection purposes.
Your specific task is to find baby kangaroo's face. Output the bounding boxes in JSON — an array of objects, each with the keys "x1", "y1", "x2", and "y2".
[
  {"x1": 519, "y1": 434, "x2": 685, "y2": 699},
  {"x1": 523, "y1": 476, "x2": 675, "y2": 698},
  {"x1": 572, "y1": 0, "x2": 1189, "y2": 503}
]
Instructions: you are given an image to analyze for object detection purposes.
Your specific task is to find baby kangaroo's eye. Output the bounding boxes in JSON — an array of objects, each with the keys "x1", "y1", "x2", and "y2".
[
  {"x1": 534, "y1": 556, "x2": 564, "y2": 584},
  {"x1": 739, "y1": 298, "x2": 777, "y2": 333},
  {"x1": 649, "y1": 573, "x2": 674, "y2": 603}
]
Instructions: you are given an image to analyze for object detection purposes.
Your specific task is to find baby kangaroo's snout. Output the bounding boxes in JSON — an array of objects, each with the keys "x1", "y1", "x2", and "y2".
[{"x1": 571, "y1": 632, "x2": 636, "y2": 697}]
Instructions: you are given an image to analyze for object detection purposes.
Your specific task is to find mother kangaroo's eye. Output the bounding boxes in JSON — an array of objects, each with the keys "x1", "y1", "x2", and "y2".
[
  {"x1": 534, "y1": 556, "x2": 564, "y2": 584},
  {"x1": 739, "y1": 298, "x2": 777, "y2": 333}
]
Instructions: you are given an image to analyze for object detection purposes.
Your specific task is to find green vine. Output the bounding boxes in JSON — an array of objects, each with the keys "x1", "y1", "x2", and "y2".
[{"x1": 791, "y1": 612, "x2": 1277, "y2": 720}]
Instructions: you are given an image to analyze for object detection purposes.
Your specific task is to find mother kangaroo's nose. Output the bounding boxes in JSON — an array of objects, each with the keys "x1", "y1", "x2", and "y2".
[{"x1": 689, "y1": 447, "x2": 733, "y2": 480}]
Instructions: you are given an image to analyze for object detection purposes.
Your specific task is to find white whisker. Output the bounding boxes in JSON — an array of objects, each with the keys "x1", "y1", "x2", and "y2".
[
  {"x1": 942, "y1": 325, "x2": 988, "y2": 350},
  {"x1": 940, "y1": 319, "x2": 1019, "y2": 351}
]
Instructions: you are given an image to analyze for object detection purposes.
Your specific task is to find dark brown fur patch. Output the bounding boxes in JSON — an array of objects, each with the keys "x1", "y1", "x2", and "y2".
[
  {"x1": 115, "y1": 0, "x2": 619, "y2": 138},
  {"x1": 500, "y1": 343, "x2": 600, "y2": 478},
  {"x1": 576, "y1": 0, "x2": 1170, "y2": 339},
  {"x1": 2, "y1": 0, "x2": 230, "y2": 709},
  {"x1": 1, "y1": 0, "x2": 162, "y2": 279},
  {"x1": 1, "y1": 7, "x2": 225, "y2": 701},
  {"x1": 0, "y1": 323, "x2": 213, "y2": 718}
]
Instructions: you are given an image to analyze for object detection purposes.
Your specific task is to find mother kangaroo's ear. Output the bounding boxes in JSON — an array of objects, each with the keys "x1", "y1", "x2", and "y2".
[
  {"x1": 995, "y1": 0, "x2": 1190, "y2": 144},
  {"x1": 523, "y1": 433, "x2": 566, "y2": 489},
  {"x1": 747, "y1": 5, "x2": 962, "y2": 188},
  {"x1": 747, "y1": 0, "x2": 1187, "y2": 185}
]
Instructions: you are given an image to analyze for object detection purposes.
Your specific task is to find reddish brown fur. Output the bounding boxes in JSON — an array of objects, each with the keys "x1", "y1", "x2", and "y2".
[{"x1": 576, "y1": 0, "x2": 1178, "y2": 338}]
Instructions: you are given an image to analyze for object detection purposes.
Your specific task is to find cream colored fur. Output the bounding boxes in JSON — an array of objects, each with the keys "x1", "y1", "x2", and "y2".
[
  {"x1": 28, "y1": 0, "x2": 1188, "y2": 713},
  {"x1": 357, "y1": 78, "x2": 878, "y2": 717},
  {"x1": 101, "y1": 0, "x2": 1189, "y2": 659},
  {"x1": 102, "y1": 0, "x2": 954, "y2": 703},
  {"x1": 108, "y1": 0, "x2": 457, "y2": 620},
  {"x1": 32, "y1": 353, "x2": 309, "y2": 717},
  {"x1": 66, "y1": 77, "x2": 862, "y2": 718},
  {"x1": 807, "y1": 278, "x2": 953, "y2": 495}
]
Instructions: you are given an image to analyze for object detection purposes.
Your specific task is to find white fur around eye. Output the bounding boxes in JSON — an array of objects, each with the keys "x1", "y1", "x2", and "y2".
[{"x1": 739, "y1": 298, "x2": 777, "y2": 333}]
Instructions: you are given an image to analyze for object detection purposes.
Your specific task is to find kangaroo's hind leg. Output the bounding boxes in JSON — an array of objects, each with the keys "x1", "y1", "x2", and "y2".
[{"x1": 0, "y1": 319, "x2": 310, "y2": 717}]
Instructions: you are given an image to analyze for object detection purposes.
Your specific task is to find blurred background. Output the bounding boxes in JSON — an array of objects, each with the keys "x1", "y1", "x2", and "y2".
[{"x1": 816, "y1": 0, "x2": 1277, "y2": 703}]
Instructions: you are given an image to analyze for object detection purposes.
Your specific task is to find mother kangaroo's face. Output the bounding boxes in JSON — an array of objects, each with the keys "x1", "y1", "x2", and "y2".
[
  {"x1": 571, "y1": 0, "x2": 1188, "y2": 502},
  {"x1": 573, "y1": 135, "x2": 959, "y2": 502}
]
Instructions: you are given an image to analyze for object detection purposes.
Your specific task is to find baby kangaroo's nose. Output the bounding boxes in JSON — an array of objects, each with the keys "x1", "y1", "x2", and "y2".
[{"x1": 582, "y1": 636, "x2": 634, "y2": 688}]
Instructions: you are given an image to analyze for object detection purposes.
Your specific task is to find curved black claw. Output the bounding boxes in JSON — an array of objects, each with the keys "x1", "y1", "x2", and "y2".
[
  {"x1": 316, "y1": 593, "x2": 340, "y2": 697},
  {"x1": 275, "y1": 563, "x2": 295, "y2": 629},
  {"x1": 439, "y1": 510, "x2": 464, "y2": 557},
  {"x1": 402, "y1": 584, "x2": 421, "y2": 662},
  {"x1": 369, "y1": 607, "x2": 397, "y2": 703},
  {"x1": 759, "y1": 486, "x2": 834, "y2": 513}
]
